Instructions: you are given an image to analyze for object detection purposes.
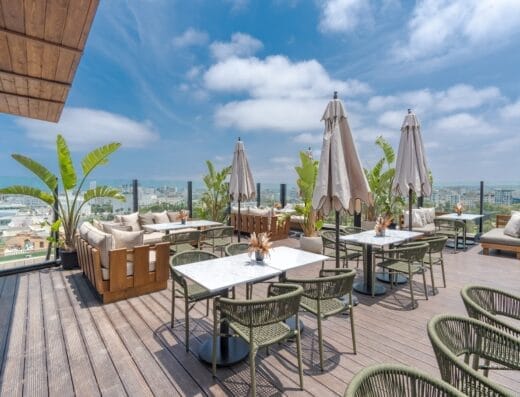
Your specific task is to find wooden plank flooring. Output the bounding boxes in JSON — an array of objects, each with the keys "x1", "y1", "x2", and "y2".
[{"x1": 0, "y1": 238, "x2": 519, "y2": 396}]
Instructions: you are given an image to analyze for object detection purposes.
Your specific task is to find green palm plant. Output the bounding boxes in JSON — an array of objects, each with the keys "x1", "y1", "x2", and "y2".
[
  {"x1": 195, "y1": 160, "x2": 231, "y2": 222},
  {"x1": 364, "y1": 136, "x2": 404, "y2": 222},
  {"x1": 0, "y1": 134, "x2": 125, "y2": 251},
  {"x1": 295, "y1": 151, "x2": 323, "y2": 236}
]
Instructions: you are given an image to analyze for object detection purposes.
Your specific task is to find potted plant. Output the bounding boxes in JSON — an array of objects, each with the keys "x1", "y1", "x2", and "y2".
[
  {"x1": 295, "y1": 151, "x2": 323, "y2": 253},
  {"x1": 0, "y1": 134, "x2": 125, "y2": 269},
  {"x1": 195, "y1": 160, "x2": 231, "y2": 222}
]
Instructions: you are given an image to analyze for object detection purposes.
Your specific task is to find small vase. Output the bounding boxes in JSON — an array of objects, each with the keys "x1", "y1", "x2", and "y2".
[
  {"x1": 375, "y1": 228, "x2": 385, "y2": 237},
  {"x1": 181, "y1": 219, "x2": 187, "y2": 224},
  {"x1": 255, "y1": 250, "x2": 264, "y2": 262}
]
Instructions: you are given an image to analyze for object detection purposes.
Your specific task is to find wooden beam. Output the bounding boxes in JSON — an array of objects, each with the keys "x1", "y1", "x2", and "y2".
[
  {"x1": 0, "y1": 27, "x2": 83, "y2": 55},
  {"x1": 0, "y1": 69, "x2": 71, "y2": 88},
  {"x1": 0, "y1": 90, "x2": 65, "y2": 105}
]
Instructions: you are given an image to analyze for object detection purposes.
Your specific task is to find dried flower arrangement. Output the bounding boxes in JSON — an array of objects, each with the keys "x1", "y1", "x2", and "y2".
[
  {"x1": 374, "y1": 214, "x2": 392, "y2": 236},
  {"x1": 248, "y1": 232, "x2": 272, "y2": 261},
  {"x1": 179, "y1": 210, "x2": 189, "y2": 223},
  {"x1": 454, "y1": 202, "x2": 464, "y2": 216},
  {"x1": 273, "y1": 202, "x2": 282, "y2": 210}
]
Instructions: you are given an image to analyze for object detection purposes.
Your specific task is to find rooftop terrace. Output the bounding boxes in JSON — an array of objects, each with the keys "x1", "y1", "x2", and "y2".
[{"x1": 0, "y1": 238, "x2": 519, "y2": 396}]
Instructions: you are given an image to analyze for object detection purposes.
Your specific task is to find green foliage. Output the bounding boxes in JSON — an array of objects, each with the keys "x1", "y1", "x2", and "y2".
[
  {"x1": 195, "y1": 160, "x2": 231, "y2": 222},
  {"x1": 0, "y1": 134, "x2": 125, "y2": 250},
  {"x1": 140, "y1": 202, "x2": 186, "y2": 213},
  {"x1": 364, "y1": 136, "x2": 405, "y2": 221},
  {"x1": 295, "y1": 151, "x2": 322, "y2": 236}
]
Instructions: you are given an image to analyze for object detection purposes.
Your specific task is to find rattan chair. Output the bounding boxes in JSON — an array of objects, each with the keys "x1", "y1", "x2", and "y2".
[
  {"x1": 224, "y1": 242, "x2": 250, "y2": 256},
  {"x1": 284, "y1": 268, "x2": 356, "y2": 371},
  {"x1": 170, "y1": 251, "x2": 227, "y2": 351},
  {"x1": 200, "y1": 226, "x2": 234, "y2": 255},
  {"x1": 212, "y1": 283, "x2": 304, "y2": 397},
  {"x1": 420, "y1": 235, "x2": 448, "y2": 295},
  {"x1": 344, "y1": 363, "x2": 466, "y2": 397},
  {"x1": 461, "y1": 285, "x2": 520, "y2": 338},
  {"x1": 434, "y1": 219, "x2": 465, "y2": 252},
  {"x1": 321, "y1": 229, "x2": 362, "y2": 268},
  {"x1": 427, "y1": 314, "x2": 519, "y2": 396},
  {"x1": 163, "y1": 230, "x2": 201, "y2": 254},
  {"x1": 377, "y1": 242, "x2": 430, "y2": 309}
]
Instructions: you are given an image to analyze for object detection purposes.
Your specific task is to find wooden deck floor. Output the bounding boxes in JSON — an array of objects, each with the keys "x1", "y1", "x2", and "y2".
[{"x1": 0, "y1": 238, "x2": 519, "y2": 396}]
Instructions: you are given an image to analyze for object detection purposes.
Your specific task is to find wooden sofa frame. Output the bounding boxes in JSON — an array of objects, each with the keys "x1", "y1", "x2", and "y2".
[
  {"x1": 230, "y1": 213, "x2": 289, "y2": 241},
  {"x1": 481, "y1": 215, "x2": 520, "y2": 260},
  {"x1": 76, "y1": 235, "x2": 170, "y2": 303}
]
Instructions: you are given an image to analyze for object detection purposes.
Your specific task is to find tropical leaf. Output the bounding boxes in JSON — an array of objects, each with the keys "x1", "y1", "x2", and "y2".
[
  {"x1": 0, "y1": 185, "x2": 54, "y2": 205},
  {"x1": 11, "y1": 154, "x2": 57, "y2": 191},
  {"x1": 81, "y1": 142, "x2": 122, "y2": 176},
  {"x1": 83, "y1": 186, "x2": 125, "y2": 203},
  {"x1": 376, "y1": 135, "x2": 395, "y2": 164},
  {"x1": 56, "y1": 134, "x2": 77, "y2": 190}
]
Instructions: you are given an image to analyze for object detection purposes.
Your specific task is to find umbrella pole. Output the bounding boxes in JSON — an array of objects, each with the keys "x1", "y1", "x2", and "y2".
[
  {"x1": 408, "y1": 189, "x2": 413, "y2": 231},
  {"x1": 335, "y1": 211, "x2": 340, "y2": 268},
  {"x1": 238, "y1": 200, "x2": 241, "y2": 242}
]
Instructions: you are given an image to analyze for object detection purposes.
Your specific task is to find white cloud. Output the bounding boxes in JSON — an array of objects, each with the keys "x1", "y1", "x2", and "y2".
[
  {"x1": 394, "y1": 0, "x2": 520, "y2": 62},
  {"x1": 271, "y1": 156, "x2": 294, "y2": 164},
  {"x1": 172, "y1": 28, "x2": 208, "y2": 48},
  {"x1": 293, "y1": 133, "x2": 323, "y2": 144},
  {"x1": 186, "y1": 66, "x2": 203, "y2": 80},
  {"x1": 225, "y1": 0, "x2": 249, "y2": 12},
  {"x1": 16, "y1": 108, "x2": 159, "y2": 150},
  {"x1": 205, "y1": 55, "x2": 370, "y2": 99},
  {"x1": 378, "y1": 110, "x2": 403, "y2": 129},
  {"x1": 319, "y1": 0, "x2": 371, "y2": 33},
  {"x1": 433, "y1": 113, "x2": 498, "y2": 136},
  {"x1": 210, "y1": 33, "x2": 263, "y2": 60},
  {"x1": 500, "y1": 100, "x2": 520, "y2": 119}
]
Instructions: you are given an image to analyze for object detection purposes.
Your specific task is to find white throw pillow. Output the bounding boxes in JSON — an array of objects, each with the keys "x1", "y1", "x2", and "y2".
[
  {"x1": 101, "y1": 222, "x2": 132, "y2": 234},
  {"x1": 153, "y1": 211, "x2": 170, "y2": 224},
  {"x1": 420, "y1": 207, "x2": 435, "y2": 224},
  {"x1": 119, "y1": 212, "x2": 141, "y2": 231},
  {"x1": 111, "y1": 228, "x2": 144, "y2": 249},
  {"x1": 86, "y1": 227, "x2": 113, "y2": 269},
  {"x1": 403, "y1": 210, "x2": 424, "y2": 228},
  {"x1": 504, "y1": 213, "x2": 520, "y2": 238}
]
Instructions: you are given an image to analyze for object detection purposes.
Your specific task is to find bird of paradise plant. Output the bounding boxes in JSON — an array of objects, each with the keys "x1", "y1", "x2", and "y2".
[{"x1": 0, "y1": 134, "x2": 125, "y2": 251}]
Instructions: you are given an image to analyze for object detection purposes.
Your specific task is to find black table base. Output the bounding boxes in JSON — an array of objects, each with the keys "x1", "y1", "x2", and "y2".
[
  {"x1": 376, "y1": 272, "x2": 407, "y2": 284},
  {"x1": 353, "y1": 280, "x2": 386, "y2": 296},
  {"x1": 285, "y1": 316, "x2": 305, "y2": 333},
  {"x1": 199, "y1": 336, "x2": 249, "y2": 367}
]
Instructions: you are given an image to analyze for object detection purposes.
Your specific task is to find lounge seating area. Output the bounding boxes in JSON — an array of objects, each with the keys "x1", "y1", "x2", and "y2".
[{"x1": 481, "y1": 214, "x2": 520, "y2": 259}]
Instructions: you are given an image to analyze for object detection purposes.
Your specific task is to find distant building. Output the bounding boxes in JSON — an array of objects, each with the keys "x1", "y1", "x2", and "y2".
[{"x1": 494, "y1": 188, "x2": 514, "y2": 205}]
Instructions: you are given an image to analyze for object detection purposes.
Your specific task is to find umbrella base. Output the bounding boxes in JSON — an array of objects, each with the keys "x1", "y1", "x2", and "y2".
[{"x1": 199, "y1": 336, "x2": 249, "y2": 367}]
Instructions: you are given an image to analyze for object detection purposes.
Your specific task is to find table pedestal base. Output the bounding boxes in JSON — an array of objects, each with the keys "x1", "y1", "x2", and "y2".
[
  {"x1": 199, "y1": 336, "x2": 249, "y2": 367},
  {"x1": 376, "y1": 273, "x2": 407, "y2": 284},
  {"x1": 353, "y1": 281, "x2": 386, "y2": 296},
  {"x1": 339, "y1": 294, "x2": 359, "y2": 307},
  {"x1": 285, "y1": 316, "x2": 305, "y2": 333}
]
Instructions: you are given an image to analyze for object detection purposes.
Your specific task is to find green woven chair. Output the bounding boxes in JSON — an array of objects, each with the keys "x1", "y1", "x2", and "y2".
[
  {"x1": 163, "y1": 230, "x2": 201, "y2": 255},
  {"x1": 434, "y1": 219, "x2": 465, "y2": 252},
  {"x1": 200, "y1": 226, "x2": 234, "y2": 255},
  {"x1": 420, "y1": 235, "x2": 448, "y2": 295},
  {"x1": 345, "y1": 363, "x2": 466, "y2": 397},
  {"x1": 377, "y1": 242, "x2": 430, "y2": 308},
  {"x1": 224, "y1": 242, "x2": 250, "y2": 256},
  {"x1": 427, "y1": 314, "x2": 519, "y2": 396},
  {"x1": 321, "y1": 229, "x2": 362, "y2": 268},
  {"x1": 461, "y1": 285, "x2": 520, "y2": 338},
  {"x1": 170, "y1": 251, "x2": 227, "y2": 351},
  {"x1": 284, "y1": 268, "x2": 356, "y2": 371},
  {"x1": 212, "y1": 283, "x2": 304, "y2": 397}
]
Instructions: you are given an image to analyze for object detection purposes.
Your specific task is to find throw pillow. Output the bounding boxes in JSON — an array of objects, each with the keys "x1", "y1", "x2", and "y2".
[
  {"x1": 167, "y1": 211, "x2": 180, "y2": 222},
  {"x1": 86, "y1": 227, "x2": 113, "y2": 269},
  {"x1": 119, "y1": 212, "x2": 141, "y2": 231},
  {"x1": 92, "y1": 219, "x2": 104, "y2": 231},
  {"x1": 504, "y1": 213, "x2": 520, "y2": 238},
  {"x1": 138, "y1": 212, "x2": 155, "y2": 227},
  {"x1": 416, "y1": 208, "x2": 428, "y2": 226},
  {"x1": 153, "y1": 211, "x2": 170, "y2": 224},
  {"x1": 101, "y1": 222, "x2": 133, "y2": 234},
  {"x1": 111, "y1": 228, "x2": 144, "y2": 249},
  {"x1": 420, "y1": 207, "x2": 435, "y2": 224}
]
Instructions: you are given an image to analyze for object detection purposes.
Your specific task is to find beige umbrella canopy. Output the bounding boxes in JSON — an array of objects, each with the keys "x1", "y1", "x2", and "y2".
[
  {"x1": 312, "y1": 93, "x2": 372, "y2": 268},
  {"x1": 392, "y1": 110, "x2": 431, "y2": 230},
  {"x1": 229, "y1": 138, "x2": 256, "y2": 242}
]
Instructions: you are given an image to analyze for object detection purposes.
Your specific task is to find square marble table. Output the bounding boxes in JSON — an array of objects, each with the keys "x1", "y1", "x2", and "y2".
[
  {"x1": 143, "y1": 219, "x2": 222, "y2": 233},
  {"x1": 174, "y1": 246, "x2": 327, "y2": 366},
  {"x1": 340, "y1": 229, "x2": 423, "y2": 296},
  {"x1": 435, "y1": 213, "x2": 484, "y2": 248}
]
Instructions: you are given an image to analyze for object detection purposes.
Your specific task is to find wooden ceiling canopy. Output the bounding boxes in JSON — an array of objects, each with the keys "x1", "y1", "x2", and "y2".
[{"x1": 0, "y1": 0, "x2": 99, "y2": 122}]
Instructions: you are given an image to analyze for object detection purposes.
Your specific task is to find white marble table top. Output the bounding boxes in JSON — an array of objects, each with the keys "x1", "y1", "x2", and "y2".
[
  {"x1": 340, "y1": 229, "x2": 423, "y2": 247},
  {"x1": 143, "y1": 220, "x2": 222, "y2": 232},
  {"x1": 261, "y1": 246, "x2": 329, "y2": 272},
  {"x1": 174, "y1": 253, "x2": 282, "y2": 292},
  {"x1": 436, "y1": 213, "x2": 484, "y2": 221}
]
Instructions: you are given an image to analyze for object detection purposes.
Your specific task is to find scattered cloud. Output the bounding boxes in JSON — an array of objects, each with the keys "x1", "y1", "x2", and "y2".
[
  {"x1": 224, "y1": 0, "x2": 249, "y2": 12},
  {"x1": 210, "y1": 33, "x2": 263, "y2": 60},
  {"x1": 378, "y1": 110, "x2": 403, "y2": 129},
  {"x1": 172, "y1": 28, "x2": 209, "y2": 48},
  {"x1": 318, "y1": 0, "x2": 372, "y2": 33},
  {"x1": 270, "y1": 156, "x2": 294, "y2": 164},
  {"x1": 433, "y1": 113, "x2": 498, "y2": 136},
  {"x1": 293, "y1": 133, "x2": 323, "y2": 144},
  {"x1": 186, "y1": 66, "x2": 204, "y2": 80},
  {"x1": 16, "y1": 108, "x2": 159, "y2": 150},
  {"x1": 393, "y1": 0, "x2": 520, "y2": 62},
  {"x1": 500, "y1": 100, "x2": 520, "y2": 119}
]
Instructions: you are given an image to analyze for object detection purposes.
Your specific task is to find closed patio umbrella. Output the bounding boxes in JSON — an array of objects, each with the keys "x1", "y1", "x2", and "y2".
[
  {"x1": 392, "y1": 110, "x2": 431, "y2": 231},
  {"x1": 229, "y1": 138, "x2": 256, "y2": 242},
  {"x1": 313, "y1": 92, "x2": 372, "y2": 268}
]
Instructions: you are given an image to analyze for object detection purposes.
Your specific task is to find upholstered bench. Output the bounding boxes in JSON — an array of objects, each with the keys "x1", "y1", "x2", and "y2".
[{"x1": 481, "y1": 214, "x2": 520, "y2": 259}]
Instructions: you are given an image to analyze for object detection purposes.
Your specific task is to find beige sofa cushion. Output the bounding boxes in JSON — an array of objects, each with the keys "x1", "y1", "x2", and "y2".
[
  {"x1": 112, "y1": 229, "x2": 144, "y2": 249},
  {"x1": 138, "y1": 212, "x2": 155, "y2": 227},
  {"x1": 101, "y1": 222, "x2": 132, "y2": 234},
  {"x1": 504, "y1": 213, "x2": 520, "y2": 238},
  {"x1": 119, "y1": 212, "x2": 141, "y2": 231},
  {"x1": 403, "y1": 210, "x2": 425, "y2": 228},
  {"x1": 153, "y1": 211, "x2": 170, "y2": 224},
  {"x1": 143, "y1": 232, "x2": 166, "y2": 245},
  {"x1": 84, "y1": 224, "x2": 113, "y2": 269},
  {"x1": 480, "y1": 228, "x2": 520, "y2": 247},
  {"x1": 420, "y1": 207, "x2": 436, "y2": 224}
]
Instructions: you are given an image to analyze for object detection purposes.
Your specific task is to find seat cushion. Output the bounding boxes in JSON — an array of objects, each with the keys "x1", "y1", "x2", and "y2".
[
  {"x1": 153, "y1": 211, "x2": 170, "y2": 224},
  {"x1": 412, "y1": 223, "x2": 436, "y2": 234},
  {"x1": 143, "y1": 232, "x2": 166, "y2": 245},
  {"x1": 481, "y1": 228, "x2": 520, "y2": 247}
]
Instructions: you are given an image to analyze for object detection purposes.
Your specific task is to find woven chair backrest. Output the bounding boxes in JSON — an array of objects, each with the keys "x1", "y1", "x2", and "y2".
[
  {"x1": 219, "y1": 285, "x2": 303, "y2": 327},
  {"x1": 300, "y1": 272, "x2": 355, "y2": 300},
  {"x1": 163, "y1": 230, "x2": 201, "y2": 245},
  {"x1": 434, "y1": 219, "x2": 464, "y2": 231},
  {"x1": 203, "y1": 226, "x2": 233, "y2": 239},
  {"x1": 396, "y1": 243, "x2": 429, "y2": 262},
  {"x1": 427, "y1": 236, "x2": 448, "y2": 253},
  {"x1": 225, "y1": 242, "x2": 250, "y2": 256},
  {"x1": 171, "y1": 250, "x2": 218, "y2": 267}
]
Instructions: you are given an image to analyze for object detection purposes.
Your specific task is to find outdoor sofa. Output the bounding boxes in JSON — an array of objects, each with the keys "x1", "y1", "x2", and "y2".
[
  {"x1": 480, "y1": 214, "x2": 520, "y2": 259},
  {"x1": 230, "y1": 207, "x2": 290, "y2": 240},
  {"x1": 400, "y1": 208, "x2": 441, "y2": 234}
]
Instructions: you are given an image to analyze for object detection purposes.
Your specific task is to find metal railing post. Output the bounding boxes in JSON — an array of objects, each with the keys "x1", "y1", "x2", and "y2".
[
  {"x1": 280, "y1": 183, "x2": 287, "y2": 208},
  {"x1": 479, "y1": 181, "x2": 484, "y2": 234},
  {"x1": 132, "y1": 179, "x2": 138, "y2": 212},
  {"x1": 187, "y1": 181, "x2": 193, "y2": 217},
  {"x1": 256, "y1": 182, "x2": 261, "y2": 207}
]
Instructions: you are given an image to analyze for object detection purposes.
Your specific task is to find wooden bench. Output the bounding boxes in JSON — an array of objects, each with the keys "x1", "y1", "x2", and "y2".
[
  {"x1": 481, "y1": 215, "x2": 520, "y2": 260},
  {"x1": 76, "y1": 234, "x2": 170, "y2": 303},
  {"x1": 230, "y1": 213, "x2": 289, "y2": 241}
]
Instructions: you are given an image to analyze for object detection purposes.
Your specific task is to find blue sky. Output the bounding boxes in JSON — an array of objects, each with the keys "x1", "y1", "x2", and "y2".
[{"x1": 1, "y1": 0, "x2": 520, "y2": 185}]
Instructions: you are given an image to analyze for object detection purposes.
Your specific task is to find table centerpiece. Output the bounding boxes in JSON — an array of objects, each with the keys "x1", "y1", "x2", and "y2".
[{"x1": 248, "y1": 232, "x2": 272, "y2": 262}]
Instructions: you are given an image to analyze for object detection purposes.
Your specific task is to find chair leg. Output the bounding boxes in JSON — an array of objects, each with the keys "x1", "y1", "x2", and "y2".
[
  {"x1": 349, "y1": 298, "x2": 356, "y2": 354},
  {"x1": 408, "y1": 269, "x2": 415, "y2": 309},
  {"x1": 206, "y1": 299, "x2": 209, "y2": 316},
  {"x1": 317, "y1": 314, "x2": 324, "y2": 371},
  {"x1": 185, "y1": 300, "x2": 190, "y2": 352},
  {"x1": 429, "y1": 253, "x2": 436, "y2": 295},
  {"x1": 212, "y1": 313, "x2": 218, "y2": 378},
  {"x1": 295, "y1": 318, "x2": 304, "y2": 390},
  {"x1": 250, "y1": 347, "x2": 257, "y2": 397},
  {"x1": 421, "y1": 264, "x2": 428, "y2": 300},
  {"x1": 440, "y1": 255, "x2": 446, "y2": 288},
  {"x1": 171, "y1": 286, "x2": 175, "y2": 328}
]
